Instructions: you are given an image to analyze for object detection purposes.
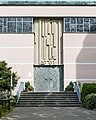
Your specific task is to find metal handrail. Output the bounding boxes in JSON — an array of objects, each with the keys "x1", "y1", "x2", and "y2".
[
  {"x1": 16, "y1": 82, "x2": 25, "y2": 103},
  {"x1": 73, "y1": 82, "x2": 81, "y2": 102}
]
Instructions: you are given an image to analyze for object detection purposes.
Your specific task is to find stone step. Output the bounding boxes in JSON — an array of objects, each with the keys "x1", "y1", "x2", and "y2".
[
  {"x1": 20, "y1": 96, "x2": 78, "y2": 99},
  {"x1": 16, "y1": 103, "x2": 81, "y2": 107},
  {"x1": 21, "y1": 92, "x2": 77, "y2": 95},
  {"x1": 20, "y1": 94, "x2": 77, "y2": 96},
  {"x1": 20, "y1": 95, "x2": 77, "y2": 97},
  {"x1": 19, "y1": 98, "x2": 79, "y2": 100},
  {"x1": 17, "y1": 92, "x2": 81, "y2": 107},
  {"x1": 19, "y1": 99, "x2": 79, "y2": 102},
  {"x1": 18, "y1": 101, "x2": 80, "y2": 103}
]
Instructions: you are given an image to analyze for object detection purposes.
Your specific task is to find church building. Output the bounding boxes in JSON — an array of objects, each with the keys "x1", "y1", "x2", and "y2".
[{"x1": 0, "y1": 0, "x2": 96, "y2": 94}]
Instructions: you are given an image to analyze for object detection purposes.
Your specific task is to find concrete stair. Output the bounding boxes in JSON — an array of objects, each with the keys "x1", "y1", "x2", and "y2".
[{"x1": 16, "y1": 92, "x2": 81, "y2": 107}]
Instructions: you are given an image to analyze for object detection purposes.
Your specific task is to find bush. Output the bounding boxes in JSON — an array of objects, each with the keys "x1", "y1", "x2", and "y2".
[
  {"x1": 25, "y1": 81, "x2": 30, "y2": 89},
  {"x1": 81, "y1": 83, "x2": 96, "y2": 103},
  {"x1": 28, "y1": 85, "x2": 34, "y2": 91},
  {"x1": 65, "y1": 85, "x2": 73, "y2": 91},
  {"x1": 84, "y1": 93, "x2": 96, "y2": 109},
  {"x1": 10, "y1": 96, "x2": 16, "y2": 107},
  {"x1": 69, "y1": 81, "x2": 74, "y2": 88},
  {"x1": 0, "y1": 105, "x2": 3, "y2": 117},
  {"x1": 65, "y1": 81, "x2": 74, "y2": 92}
]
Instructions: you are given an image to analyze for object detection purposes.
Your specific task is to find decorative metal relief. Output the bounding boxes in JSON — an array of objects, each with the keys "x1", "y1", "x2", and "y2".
[
  {"x1": 34, "y1": 18, "x2": 63, "y2": 65},
  {"x1": 34, "y1": 66, "x2": 64, "y2": 92}
]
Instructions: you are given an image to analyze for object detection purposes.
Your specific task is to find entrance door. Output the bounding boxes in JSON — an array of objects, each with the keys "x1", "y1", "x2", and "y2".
[{"x1": 34, "y1": 66, "x2": 64, "y2": 92}]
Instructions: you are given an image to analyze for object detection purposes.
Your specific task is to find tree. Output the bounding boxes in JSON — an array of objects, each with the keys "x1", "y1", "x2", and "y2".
[{"x1": 0, "y1": 61, "x2": 20, "y2": 91}]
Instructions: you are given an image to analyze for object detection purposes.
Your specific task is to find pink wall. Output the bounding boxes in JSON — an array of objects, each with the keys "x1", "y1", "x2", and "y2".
[
  {"x1": 63, "y1": 33, "x2": 96, "y2": 88},
  {"x1": 0, "y1": 34, "x2": 34, "y2": 95},
  {"x1": 0, "y1": 6, "x2": 96, "y2": 16}
]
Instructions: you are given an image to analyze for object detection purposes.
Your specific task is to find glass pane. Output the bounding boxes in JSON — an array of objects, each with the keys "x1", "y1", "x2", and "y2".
[
  {"x1": 4, "y1": 18, "x2": 7, "y2": 26},
  {"x1": 65, "y1": 18, "x2": 70, "y2": 23},
  {"x1": 77, "y1": 25, "x2": 83, "y2": 32},
  {"x1": 90, "y1": 25, "x2": 96, "y2": 32},
  {"x1": 17, "y1": 22, "x2": 22, "y2": 33},
  {"x1": 8, "y1": 22, "x2": 16, "y2": 33},
  {"x1": 84, "y1": 18, "x2": 89, "y2": 22},
  {"x1": 23, "y1": 18, "x2": 32, "y2": 21},
  {"x1": 8, "y1": 18, "x2": 16, "y2": 21},
  {"x1": 90, "y1": 18, "x2": 96, "y2": 24},
  {"x1": 17, "y1": 18, "x2": 22, "y2": 21},
  {"x1": 0, "y1": 26, "x2": 2, "y2": 33},
  {"x1": 84, "y1": 23, "x2": 89, "y2": 32},
  {"x1": 23, "y1": 22, "x2": 32, "y2": 33},
  {"x1": 70, "y1": 24, "x2": 76, "y2": 32},
  {"x1": 77, "y1": 18, "x2": 83, "y2": 24},
  {"x1": 71, "y1": 18, "x2": 76, "y2": 24},
  {"x1": 0, "y1": 18, "x2": 3, "y2": 25},
  {"x1": 3, "y1": 27, "x2": 7, "y2": 33},
  {"x1": 65, "y1": 23, "x2": 70, "y2": 32}
]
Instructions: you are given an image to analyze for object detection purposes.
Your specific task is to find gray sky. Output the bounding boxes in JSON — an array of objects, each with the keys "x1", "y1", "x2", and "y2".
[{"x1": 1, "y1": 0, "x2": 96, "y2": 2}]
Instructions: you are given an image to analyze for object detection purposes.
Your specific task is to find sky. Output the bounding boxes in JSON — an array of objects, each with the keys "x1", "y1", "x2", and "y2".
[{"x1": 0, "y1": 0, "x2": 96, "y2": 2}]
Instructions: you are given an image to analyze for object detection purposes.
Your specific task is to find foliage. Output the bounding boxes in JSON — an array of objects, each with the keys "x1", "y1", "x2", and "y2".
[
  {"x1": 69, "y1": 81, "x2": 74, "y2": 88},
  {"x1": 25, "y1": 81, "x2": 30, "y2": 89},
  {"x1": 28, "y1": 85, "x2": 34, "y2": 91},
  {"x1": 84, "y1": 93, "x2": 96, "y2": 109},
  {"x1": 65, "y1": 85, "x2": 73, "y2": 91},
  {"x1": 0, "y1": 105, "x2": 2, "y2": 117},
  {"x1": 10, "y1": 96, "x2": 16, "y2": 107},
  {"x1": 0, "y1": 61, "x2": 20, "y2": 91},
  {"x1": 65, "y1": 81, "x2": 74, "y2": 91},
  {"x1": 25, "y1": 81, "x2": 34, "y2": 92},
  {"x1": 2, "y1": 91, "x2": 9, "y2": 99},
  {"x1": 81, "y1": 83, "x2": 96, "y2": 103}
]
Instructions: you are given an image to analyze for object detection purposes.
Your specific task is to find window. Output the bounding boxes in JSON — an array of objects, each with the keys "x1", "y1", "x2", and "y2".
[
  {"x1": 64, "y1": 17, "x2": 96, "y2": 33},
  {"x1": 0, "y1": 17, "x2": 33, "y2": 33}
]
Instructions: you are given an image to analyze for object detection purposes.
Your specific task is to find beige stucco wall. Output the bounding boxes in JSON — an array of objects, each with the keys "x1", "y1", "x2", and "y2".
[
  {"x1": 63, "y1": 33, "x2": 96, "y2": 87},
  {"x1": 0, "y1": 34, "x2": 34, "y2": 95},
  {"x1": 0, "y1": 6, "x2": 96, "y2": 16}
]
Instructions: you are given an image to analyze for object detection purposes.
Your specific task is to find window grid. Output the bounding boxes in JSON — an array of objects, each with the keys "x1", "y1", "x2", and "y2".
[
  {"x1": 64, "y1": 17, "x2": 96, "y2": 33},
  {"x1": 83, "y1": 18, "x2": 84, "y2": 33},
  {"x1": 0, "y1": 17, "x2": 33, "y2": 34},
  {"x1": 22, "y1": 18, "x2": 23, "y2": 33},
  {"x1": 76, "y1": 18, "x2": 77, "y2": 33},
  {"x1": 89, "y1": 18, "x2": 90, "y2": 32},
  {"x1": 16, "y1": 18, "x2": 17, "y2": 33}
]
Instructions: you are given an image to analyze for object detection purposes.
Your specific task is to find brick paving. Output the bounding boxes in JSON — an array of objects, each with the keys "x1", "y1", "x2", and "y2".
[{"x1": 0, "y1": 107, "x2": 96, "y2": 120}]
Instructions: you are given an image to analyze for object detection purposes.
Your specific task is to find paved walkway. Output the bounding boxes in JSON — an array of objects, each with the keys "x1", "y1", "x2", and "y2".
[{"x1": 0, "y1": 107, "x2": 96, "y2": 120}]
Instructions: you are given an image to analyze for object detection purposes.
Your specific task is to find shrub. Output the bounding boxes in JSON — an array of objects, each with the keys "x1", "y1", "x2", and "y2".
[
  {"x1": 81, "y1": 83, "x2": 96, "y2": 103},
  {"x1": 65, "y1": 85, "x2": 73, "y2": 91},
  {"x1": 84, "y1": 93, "x2": 96, "y2": 109},
  {"x1": 0, "y1": 105, "x2": 3, "y2": 117},
  {"x1": 28, "y1": 85, "x2": 34, "y2": 91},
  {"x1": 25, "y1": 81, "x2": 30, "y2": 89},
  {"x1": 0, "y1": 61, "x2": 20, "y2": 92},
  {"x1": 69, "y1": 81, "x2": 74, "y2": 88},
  {"x1": 10, "y1": 96, "x2": 16, "y2": 107},
  {"x1": 65, "y1": 81, "x2": 74, "y2": 92}
]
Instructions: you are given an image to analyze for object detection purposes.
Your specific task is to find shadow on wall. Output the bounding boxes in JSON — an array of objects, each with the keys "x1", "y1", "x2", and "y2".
[{"x1": 76, "y1": 32, "x2": 96, "y2": 82}]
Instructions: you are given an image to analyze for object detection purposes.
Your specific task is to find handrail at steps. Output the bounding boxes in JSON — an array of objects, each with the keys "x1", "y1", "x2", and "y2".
[
  {"x1": 73, "y1": 81, "x2": 81, "y2": 102},
  {"x1": 16, "y1": 82, "x2": 25, "y2": 103}
]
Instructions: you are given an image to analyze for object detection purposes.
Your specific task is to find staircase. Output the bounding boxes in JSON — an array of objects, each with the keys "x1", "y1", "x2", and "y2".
[{"x1": 16, "y1": 92, "x2": 81, "y2": 107}]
